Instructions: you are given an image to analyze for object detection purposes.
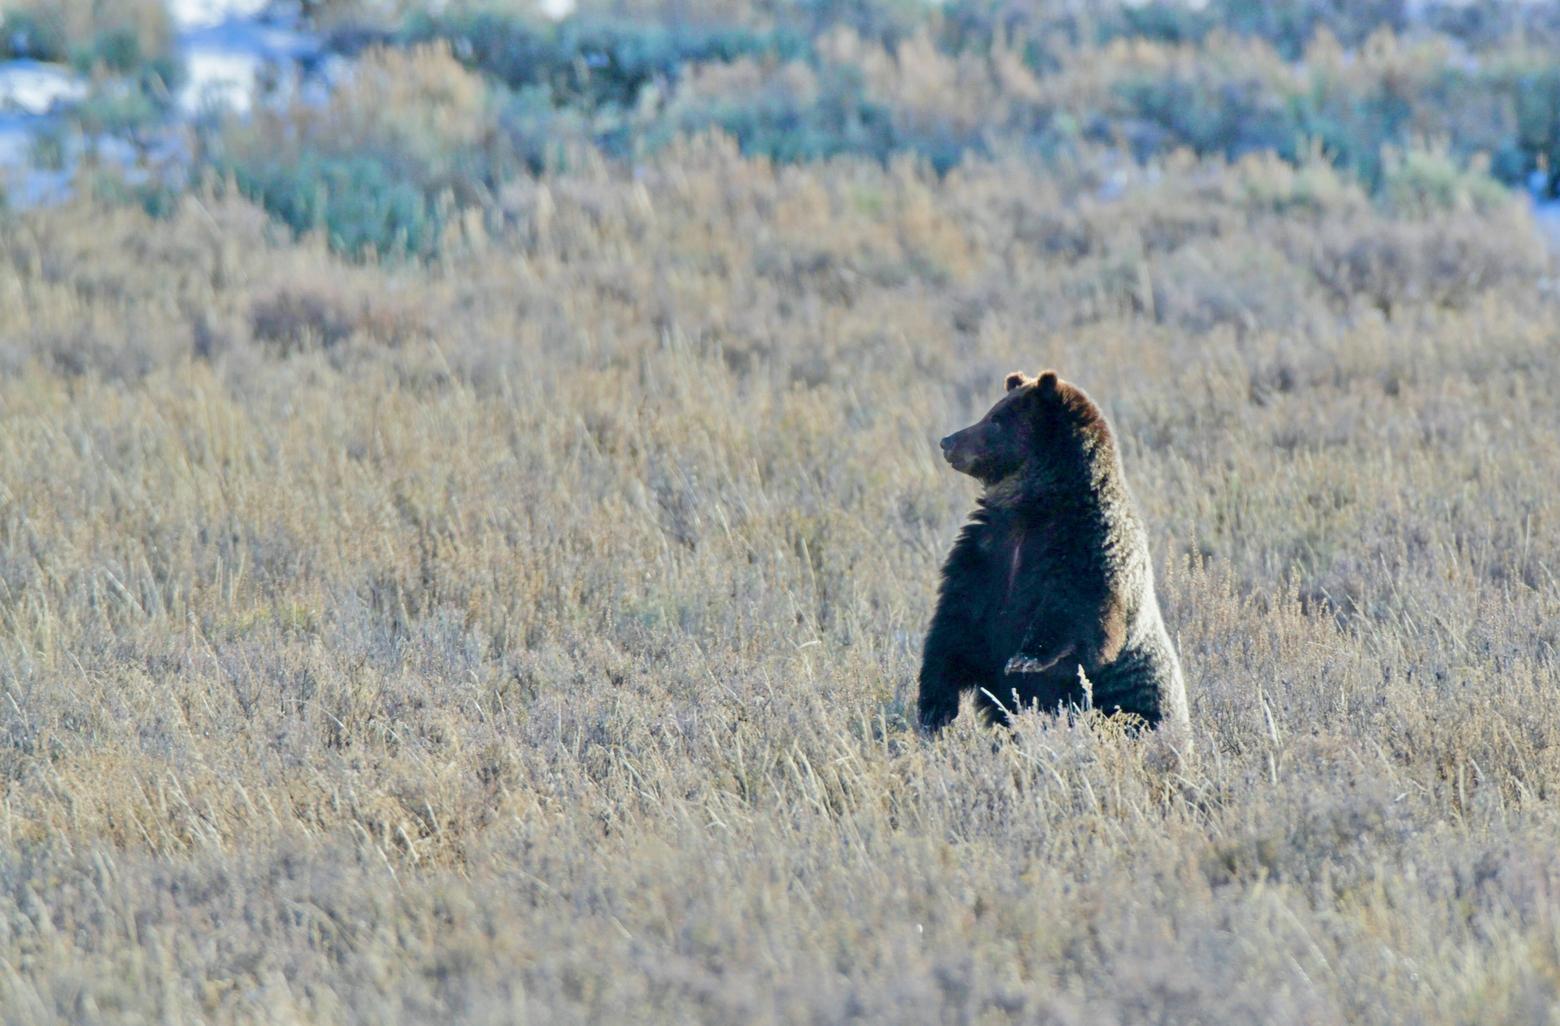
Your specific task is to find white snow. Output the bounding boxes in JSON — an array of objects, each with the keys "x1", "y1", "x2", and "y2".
[
  {"x1": 168, "y1": 0, "x2": 273, "y2": 31},
  {"x1": 183, "y1": 49, "x2": 262, "y2": 113},
  {"x1": 0, "y1": 95, "x2": 70, "y2": 207},
  {"x1": 1524, "y1": 169, "x2": 1560, "y2": 248},
  {"x1": 0, "y1": 117, "x2": 30, "y2": 165},
  {"x1": 178, "y1": 17, "x2": 321, "y2": 114},
  {"x1": 0, "y1": 61, "x2": 88, "y2": 115},
  {"x1": 0, "y1": 113, "x2": 74, "y2": 208},
  {"x1": 1532, "y1": 196, "x2": 1560, "y2": 249},
  {"x1": 174, "y1": 0, "x2": 323, "y2": 114}
]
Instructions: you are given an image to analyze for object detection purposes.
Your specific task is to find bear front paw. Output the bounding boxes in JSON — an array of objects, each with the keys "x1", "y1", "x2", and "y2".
[
  {"x1": 1005, "y1": 654, "x2": 1046, "y2": 675},
  {"x1": 918, "y1": 698, "x2": 958, "y2": 733}
]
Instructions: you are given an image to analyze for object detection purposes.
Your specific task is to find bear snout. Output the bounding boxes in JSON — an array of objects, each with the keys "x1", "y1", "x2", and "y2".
[{"x1": 939, "y1": 434, "x2": 970, "y2": 471}]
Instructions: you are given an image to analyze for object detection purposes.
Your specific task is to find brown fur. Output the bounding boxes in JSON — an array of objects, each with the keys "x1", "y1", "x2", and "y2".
[{"x1": 919, "y1": 370, "x2": 1190, "y2": 732}]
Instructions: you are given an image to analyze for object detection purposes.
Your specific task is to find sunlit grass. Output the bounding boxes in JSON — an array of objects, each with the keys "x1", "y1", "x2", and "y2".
[{"x1": 0, "y1": 132, "x2": 1557, "y2": 1022}]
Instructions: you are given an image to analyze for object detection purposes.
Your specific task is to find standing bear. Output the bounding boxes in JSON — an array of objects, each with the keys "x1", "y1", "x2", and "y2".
[{"x1": 918, "y1": 370, "x2": 1190, "y2": 733}]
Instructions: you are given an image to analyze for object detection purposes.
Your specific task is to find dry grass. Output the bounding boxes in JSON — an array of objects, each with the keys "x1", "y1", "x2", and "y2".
[{"x1": 0, "y1": 136, "x2": 1559, "y2": 1023}]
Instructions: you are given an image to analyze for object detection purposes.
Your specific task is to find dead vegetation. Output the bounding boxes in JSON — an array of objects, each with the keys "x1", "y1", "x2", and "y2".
[{"x1": 0, "y1": 132, "x2": 1558, "y2": 1023}]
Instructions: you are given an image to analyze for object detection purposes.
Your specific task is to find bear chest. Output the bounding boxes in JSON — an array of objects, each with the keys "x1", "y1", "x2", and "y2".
[{"x1": 978, "y1": 527, "x2": 1052, "y2": 607}]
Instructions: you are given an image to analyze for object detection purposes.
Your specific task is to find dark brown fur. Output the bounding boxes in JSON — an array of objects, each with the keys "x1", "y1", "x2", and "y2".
[{"x1": 919, "y1": 371, "x2": 1189, "y2": 732}]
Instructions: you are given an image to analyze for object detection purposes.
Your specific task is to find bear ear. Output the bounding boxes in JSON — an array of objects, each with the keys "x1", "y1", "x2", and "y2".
[
  {"x1": 1004, "y1": 372, "x2": 1028, "y2": 392},
  {"x1": 1036, "y1": 370, "x2": 1060, "y2": 395}
]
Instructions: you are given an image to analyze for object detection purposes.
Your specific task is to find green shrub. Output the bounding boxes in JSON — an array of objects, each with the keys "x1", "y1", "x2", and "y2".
[
  {"x1": 0, "y1": 0, "x2": 182, "y2": 84},
  {"x1": 82, "y1": 168, "x2": 180, "y2": 219},
  {"x1": 659, "y1": 59, "x2": 915, "y2": 166},
  {"x1": 499, "y1": 84, "x2": 605, "y2": 172},
  {"x1": 226, "y1": 151, "x2": 445, "y2": 258},
  {"x1": 1491, "y1": 59, "x2": 1560, "y2": 194},
  {"x1": 1378, "y1": 143, "x2": 1510, "y2": 216},
  {"x1": 72, "y1": 82, "x2": 165, "y2": 138},
  {"x1": 403, "y1": 11, "x2": 809, "y2": 109},
  {"x1": 197, "y1": 44, "x2": 494, "y2": 259},
  {"x1": 939, "y1": 0, "x2": 1413, "y2": 59},
  {"x1": 27, "y1": 120, "x2": 68, "y2": 171},
  {"x1": 1112, "y1": 68, "x2": 1295, "y2": 161},
  {"x1": 0, "y1": 8, "x2": 68, "y2": 61},
  {"x1": 1212, "y1": 0, "x2": 1409, "y2": 58}
]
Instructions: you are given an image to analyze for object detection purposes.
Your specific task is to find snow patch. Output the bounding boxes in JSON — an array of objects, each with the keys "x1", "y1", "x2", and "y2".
[
  {"x1": 177, "y1": 1, "x2": 323, "y2": 112},
  {"x1": 0, "y1": 113, "x2": 72, "y2": 208},
  {"x1": 1531, "y1": 196, "x2": 1560, "y2": 249},
  {"x1": 184, "y1": 49, "x2": 263, "y2": 113},
  {"x1": 0, "y1": 61, "x2": 88, "y2": 116},
  {"x1": 168, "y1": 0, "x2": 274, "y2": 32},
  {"x1": 178, "y1": 17, "x2": 321, "y2": 114},
  {"x1": 0, "y1": 117, "x2": 30, "y2": 164}
]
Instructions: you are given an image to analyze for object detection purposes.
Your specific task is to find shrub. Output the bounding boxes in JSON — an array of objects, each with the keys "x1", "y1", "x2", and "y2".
[
  {"x1": 27, "y1": 120, "x2": 68, "y2": 172},
  {"x1": 1226, "y1": 149, "x2": 1368, "y2": 216},
  {"x1": 0, "y1": 7, "x2": 68, "y2": 62},
  {"x1": 1482, "y1": 54, "x2": 1560, "y2": 194},
  {"x1": 225, "y1": 151, "x2": 446, "y2": 258},
  {"x1": 403, "y1": 10, "x2": 808, "y2": 108},
  {"x1": 1212, "y1": 0, "x2": 1409, "y2": 58},
  {"x1": 1377, "y1": 143, "x2": 1509, "y2": 217},
  {"x1": 72, "y1": 81, "x2": 165, "y2": 139},
  {"x1": 0, "y1": 0, "x2": 181, "y2": 85},
  {"x1": 83, "y1": 167, "x2": 180, "y2": 220},
  {"x1": 203, "y1": 44, "x2": 492, "y2": 257},
  {"x1": 659, "y1": 58, "x2": 911, "y2": 166},
  {"x1": 1304, "y1": 204, "x2": 1544, "y2": 316},
  {"x1": 322, "y1": 42, "x2": 495, "y2": 179}
]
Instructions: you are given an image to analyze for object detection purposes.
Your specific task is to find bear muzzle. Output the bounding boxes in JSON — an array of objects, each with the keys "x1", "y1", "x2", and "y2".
[{"x1": 940, "y1": 432, "x2": 979, "y2": 475}]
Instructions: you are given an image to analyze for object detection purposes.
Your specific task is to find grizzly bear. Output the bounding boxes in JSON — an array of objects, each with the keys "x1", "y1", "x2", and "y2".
[{"x1": 918, "y1": 370, "x2": 1190, "y2": 733}]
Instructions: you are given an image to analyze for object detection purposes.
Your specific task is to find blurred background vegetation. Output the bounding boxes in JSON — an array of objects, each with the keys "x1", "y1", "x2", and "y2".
[{"x1": 8, "y1": 0, "x2": 1560, "y2": 257}]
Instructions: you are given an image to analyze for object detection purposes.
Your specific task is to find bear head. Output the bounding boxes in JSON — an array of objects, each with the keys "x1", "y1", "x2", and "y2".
[{"x1": 938, "y1": 369, "x2": 1107, "y2": 486}]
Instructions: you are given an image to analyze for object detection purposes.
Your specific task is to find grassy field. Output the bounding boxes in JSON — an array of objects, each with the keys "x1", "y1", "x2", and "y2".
[
  {"x1": 4, "y1": 3, "x2": 1560, "y2": 1024},
  {"x1": 1, "y1": 139, "x2": 1557, "y2": 1025}
]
